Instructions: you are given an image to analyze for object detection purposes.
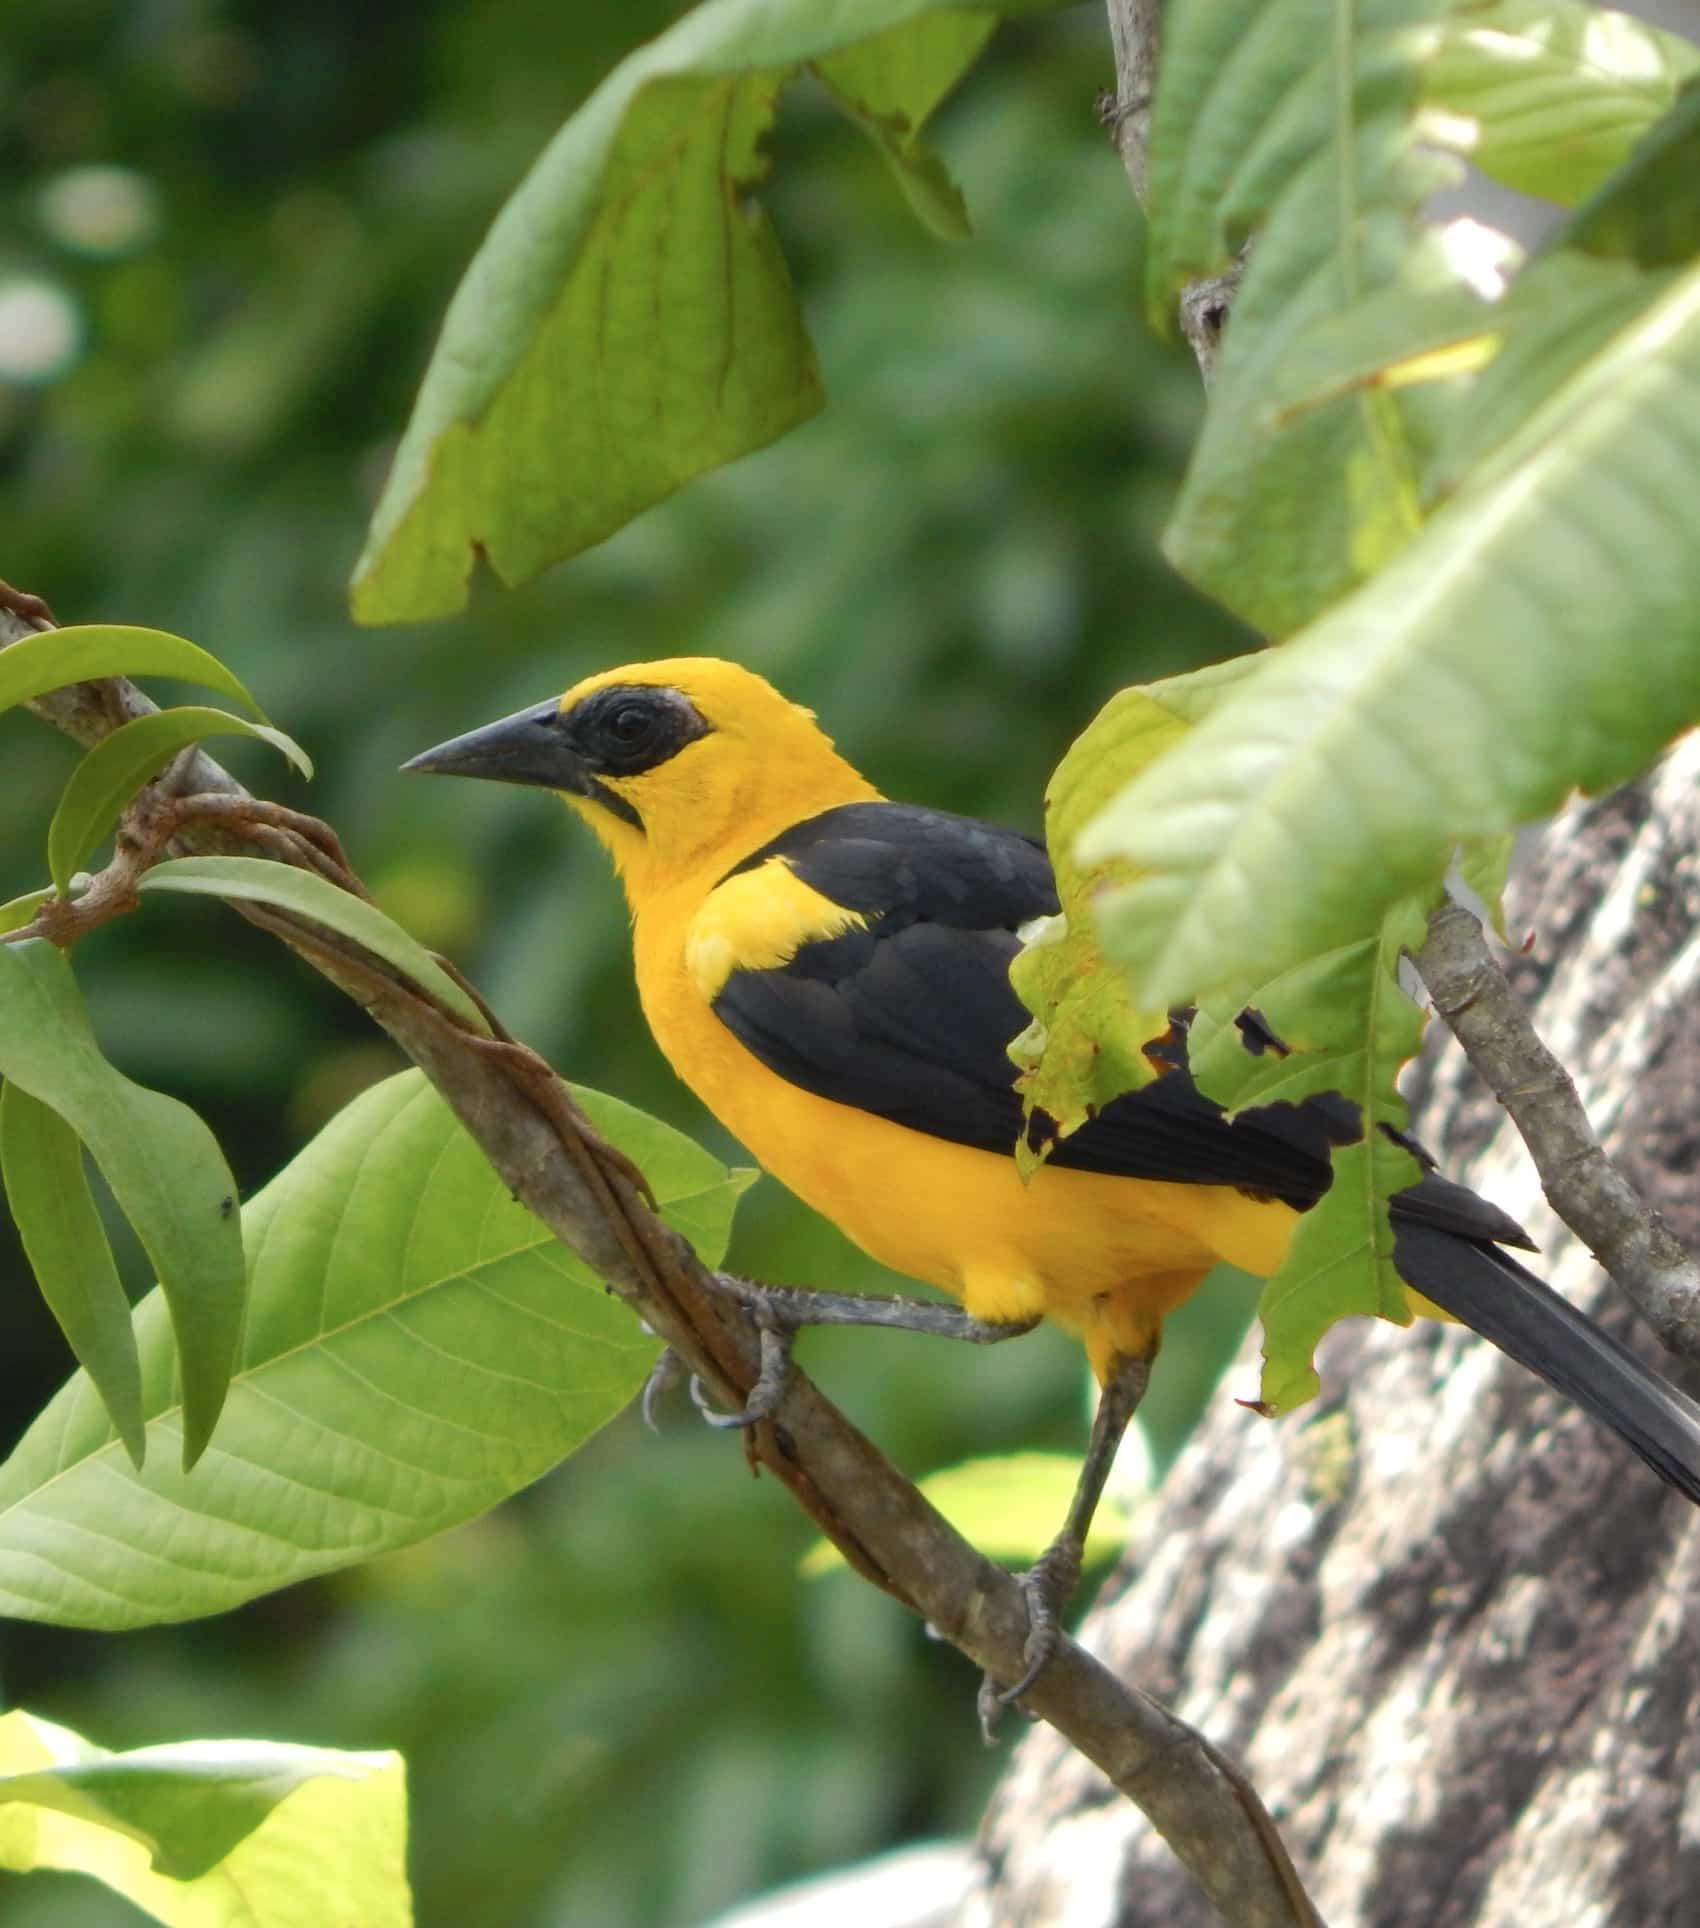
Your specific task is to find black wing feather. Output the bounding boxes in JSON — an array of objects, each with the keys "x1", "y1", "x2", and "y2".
[{"x1": 715, "y1": 802, "x2": 1362, "y2": 1211}]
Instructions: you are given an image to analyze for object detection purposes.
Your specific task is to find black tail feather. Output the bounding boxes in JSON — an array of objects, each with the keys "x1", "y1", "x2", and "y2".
[{"x1": 1393, "y1": 1221, "x2": 1700, "y2": 1507}]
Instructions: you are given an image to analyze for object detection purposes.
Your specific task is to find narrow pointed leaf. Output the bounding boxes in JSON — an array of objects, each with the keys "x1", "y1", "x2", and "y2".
[
  {"x1": 0, "y1": 889, "x2": 50, "y2": 935},
  {"x1": 0, "y1": 1710, "x2": 408, "y2": 1924},
  {"x1": 136, "y1": 856, "x2": 488, "y2": 1034},
  {"x1": 0, "y1": 625, "x2": 265, "y2": 720},
  {"x1": 0, "y1": 1072, "x2": 750, "y2": 1629},
  {"x1": 49, "y1": 707, "x2": 313, "y2": 897},
  {"x1": 0, "y1": 1082, "x2": 146, "y2": 1467},
  {"x1": 0, "y1": 941, "x2": 243, "y2": 1468}
]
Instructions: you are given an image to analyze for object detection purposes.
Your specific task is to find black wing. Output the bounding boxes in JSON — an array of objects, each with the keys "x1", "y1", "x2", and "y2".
[
  {"x1": 711, "y1": 803, "x2": 1700, "y2": 1507},
  {"x1": 712, "y1": 801, "x2": 1522, "y2": 1238}
]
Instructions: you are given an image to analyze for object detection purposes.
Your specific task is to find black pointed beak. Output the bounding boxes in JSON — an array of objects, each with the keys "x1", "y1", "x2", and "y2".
[{"x1": 402, "y1": 699, "x2": 591, "y2": 795}]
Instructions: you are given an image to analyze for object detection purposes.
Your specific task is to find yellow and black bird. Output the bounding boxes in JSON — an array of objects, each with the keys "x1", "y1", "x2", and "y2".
[{"x1": 407, "y1": 657, "x2": 1700, "y2": 1702}]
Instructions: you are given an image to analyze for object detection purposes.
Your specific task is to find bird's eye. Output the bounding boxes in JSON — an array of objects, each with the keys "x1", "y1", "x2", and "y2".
[{"x1": 604, "y1": 701, "x2": 657, "y2": 747}]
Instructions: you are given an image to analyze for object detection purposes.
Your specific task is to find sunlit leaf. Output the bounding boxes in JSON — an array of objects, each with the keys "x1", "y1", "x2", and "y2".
[
  {"x1": 1418, "y1": 0, "x2": 1700, "y2": 207},
  {"x1": 0, "y1": 1709, "x2": 409, "y2": 1926},
  {"x1": 1080, "y1": 256, "x2": 1700, "y2": 1009},
  {"x1": 801, "y1": 1450, "x2": 1138, "y2": 1575},
  {"x1": 0, "y1": 1072, "x2": 751, "y2": 1629}
]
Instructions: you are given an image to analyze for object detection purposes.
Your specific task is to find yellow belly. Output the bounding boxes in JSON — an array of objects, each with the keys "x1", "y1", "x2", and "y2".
[{"x1": 635, "y1": 926, "x2": 1299, "y2": 1378}]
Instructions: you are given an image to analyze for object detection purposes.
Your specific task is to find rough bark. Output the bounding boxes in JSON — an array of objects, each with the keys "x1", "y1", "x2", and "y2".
[{"x1": 962, "y1": 737, "x2": 1700, "y2": 1925}]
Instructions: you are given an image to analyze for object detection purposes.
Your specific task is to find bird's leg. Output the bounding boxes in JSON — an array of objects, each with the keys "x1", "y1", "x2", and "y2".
[
  {"x1": 644, "y1": 1273, "x2": 1040, "y2": 1431},
  {"x1": 977, "y1": 1342, "x2": 1156, "y2": 1740}
]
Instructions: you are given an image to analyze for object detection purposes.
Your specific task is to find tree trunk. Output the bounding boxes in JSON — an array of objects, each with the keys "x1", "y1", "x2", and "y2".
[{"x1": 962, "y1": 739, "x2": 1700, "y2": 1926}]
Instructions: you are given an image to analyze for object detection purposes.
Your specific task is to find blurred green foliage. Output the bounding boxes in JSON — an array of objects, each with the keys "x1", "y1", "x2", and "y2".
[{"x1": 0, "y1": 1, "x2": 1254, "y2": 1922}]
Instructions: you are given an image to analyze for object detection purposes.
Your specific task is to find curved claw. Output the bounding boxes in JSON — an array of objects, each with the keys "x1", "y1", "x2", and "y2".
[
  {"x1": 975, "y1": 1540, "x2": 1084, "y2": 1739},
  {"x1": 640, "y1": 1348, "x2": 685, "y2": 1432},
  {"x1": 688, "y1": 1373, "x2": 759, "y2": 1430}
]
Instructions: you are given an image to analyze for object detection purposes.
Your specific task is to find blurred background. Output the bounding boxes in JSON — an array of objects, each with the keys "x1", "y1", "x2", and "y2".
[{"x1": 0, "y1": 2, "x2": 1254, "y2": 1921}]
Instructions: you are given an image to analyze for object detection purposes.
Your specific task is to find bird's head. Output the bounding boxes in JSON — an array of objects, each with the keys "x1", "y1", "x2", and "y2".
[{"x1": 403, "y1": 657, "x2": 878, "y2": 889}]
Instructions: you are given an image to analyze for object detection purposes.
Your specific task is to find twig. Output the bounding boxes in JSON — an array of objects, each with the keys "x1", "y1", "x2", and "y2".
[
  {"x1": 1415, "y1": 901, "x2": 1700, "y2": 1361},
  {"x1": 1, "y1": 593, "x2": 1319, "y2": 1928},
  {"x1": 1101, "y1": 0, "x2": 1244, "y2": 382}
]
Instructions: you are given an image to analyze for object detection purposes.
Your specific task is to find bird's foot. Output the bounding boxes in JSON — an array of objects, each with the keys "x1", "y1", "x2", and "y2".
[
  {"x1": 643, "y1": 1275, "x2": 1038, "y2": 1432},
  {"x1": 976, "y1": 1535, "x2": 1086, "y2": 1743}
]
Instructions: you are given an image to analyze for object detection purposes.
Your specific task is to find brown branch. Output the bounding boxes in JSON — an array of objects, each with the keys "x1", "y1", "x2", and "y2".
[
  {"x1": 1, "y1": 590, "x2": 1318, "y2": 1928},
  {"x1": 1415, "y1": 900, "x2": 1700, "y2": 1360},
  {"x1": 1101, "y1": 0, "x2": 1243, "y2": 382}
]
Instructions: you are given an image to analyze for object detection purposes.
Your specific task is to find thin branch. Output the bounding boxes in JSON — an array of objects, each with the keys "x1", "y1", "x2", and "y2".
[
  {"x1": 1415, "y1": 900, "x2": 1700, "y2": 1361},
  {"x1": 1101, "y1": 0, "x2": 1243, "y2": 382},
  {"x1": 1, "y1": 591, "x2": 1318, "y2": 1928}
]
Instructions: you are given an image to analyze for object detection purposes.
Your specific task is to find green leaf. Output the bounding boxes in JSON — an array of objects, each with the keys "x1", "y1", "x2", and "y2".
[
  {"x1": 48, "y1": 708, "x2": 313, "y2": 897},
  {"x1": 1547, "y1": 73, "x2": 1700, "y2": 269},
  {"x1": 813, "y1": 15, "x2": 996, "y2": 241},
  {"x1": 1011, "y1": 654, "x2": 1262, "y2": 1167},
  {"x1": 1254, "y1": 1136, "x2": 1416, "y2": 1411},
  {"x1": 1079, "y1": 253, "x2": 1700, "y2": 1010},
  {"x1": 0, "y1": 1709, "x2": 409, "y2": 1924},
  {"x1": 136, "y1": 856, "x2": 489, "y2": 1036},
  {"x1": 0, "y1": 625, "x2": 266, "y2": 720},
  {"x1": 0, "y1": 1071, "x2": 750, "y2": 1629},
  {"x1": 1455, "y1": 831, "x2": 1514, "y2": 939},
  {"x1": 1145, "y1": 0, "x2": 1457, "y2": 634},
  {"x1": 0, "y1": 1083, "x2": 146, "y2": 1468},
  {"x1": 0, "y1": 941, "x2": 243, "y2": 1469},
  {"x1": 0, "y1": 889, "x2": 50, "y2": 936},
  {"x1": 350, "y1": 0, "x2": 1068, "y2": 624},
  {"x1": 1263, "y1": 86, "x2": 1700, "y2": 442},
  {"x1": 801, "y1": 1450, "x2": 1138, "y2": 1575},
  {"x1": 1185, "y1": 892, "x2": 1434, "y2": 1410},
  {"x1": 1418, "y1": 0, "x2": 1700, "y2": 207}
]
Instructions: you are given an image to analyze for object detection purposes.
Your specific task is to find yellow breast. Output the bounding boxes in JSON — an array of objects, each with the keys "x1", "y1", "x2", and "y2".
[{"x1": 635, "y1": 880, "x2": 1299, "y2": 1377}]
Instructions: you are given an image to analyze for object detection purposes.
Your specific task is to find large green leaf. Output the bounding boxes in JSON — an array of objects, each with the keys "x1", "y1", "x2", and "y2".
[
  {"x1": 48, "y1": 707, "x2": 312, "y2": 897},
  {"x1": 1418, "y1": 0, "x2": 1700, "y2": 208},
  {"x1": 350, "y1": 0, "x2": 1066, "y2": 624},
  {"x1": 0, "y1": 625, "x2": 265, "y2": 720},
  {"x1": 1080, "y1": 253, "x2": 1700, "y2": 1009},
  {"x1": 0, "y1": 1710, "x2": 408, "y2": 1926},
  {"x1": 1009, "y1": 654, "x2": 1261, "y2": 1168},
  {"x1": 0, "y1": 941, "x2": 243, "y2": 1469},
  {"x1": 0, "y1": 1071, "x2": 753, "y2": 1629},
  {"x1": 0, "y1": 1082, "x2": 146, "y2": 1467},
  {"x1": 1145, "y1": 0, "x2": 1457, "y2": 635},
  {"x1": 137, "y1": 856, "x2": 489, "y2": 1035}
]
